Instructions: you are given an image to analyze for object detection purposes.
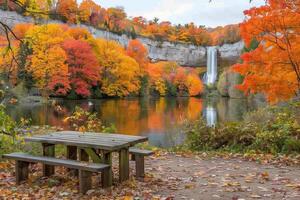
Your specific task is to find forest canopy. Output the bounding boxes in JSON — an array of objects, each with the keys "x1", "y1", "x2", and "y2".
[{"x1": 0, "y1": 24, "x2": 204, "y2": 98}]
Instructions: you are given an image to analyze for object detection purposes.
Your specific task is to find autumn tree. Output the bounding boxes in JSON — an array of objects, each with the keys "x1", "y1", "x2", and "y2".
[
  {"x1": 56, "y1": 0, "x2": 78, "y2": 23},
  {"x1": 90, "y1": 39, "x2": 140, "y2": 97},
  {"x1": 78, "y1": 0, "x2": 101, "y2": 24},
  {"x1": 174, "y1": 67, "x2": 188, "y2": 96},
  {"x1": 25, "y1": 24, "x2": 70, "y2": 96},
  {"x1": 0, "y1": 47, "x2": 19, "y2": 85},
  {"x1": 232, "y1": 0, "x2": 300, "y2": 103},
  {"x1": 26, "y1": 45, "x2": 70, "y2": 97},
  {"x1": 62, "y1": 39, "x2": 100, "y2": 97},
  {"x1": 67, "y1": 27, "x2": 92, "y2": 40},
  {"x1": 12, "y1": 23, "x2": 33, "y2": 39},
  {"x1": 186, "y1": 72, "x2": 204, "y2": 96},
  {"x1": 24, "y1": 0, "x2": 52, "y2": 19},
  {"x1": 126, "y1": 39, "x2": 149, "y2": 72},
  {"x1": 146, "y1": 62, "x2": 167, "y2": 96},
  {"x1": 106, "y1": 7, "x2": 127, "y2": 32}
]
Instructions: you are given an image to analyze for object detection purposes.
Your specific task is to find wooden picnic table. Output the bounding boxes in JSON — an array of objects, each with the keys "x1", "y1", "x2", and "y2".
[{"x1": 25, "y1": 131, "x2": 148, "y2": 186}]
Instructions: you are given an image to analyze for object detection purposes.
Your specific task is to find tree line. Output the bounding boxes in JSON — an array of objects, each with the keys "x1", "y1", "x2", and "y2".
[
  {"x1": 0, "y1": 0, "x2": 241, "y2": 46},
  {"x1": 0, "y1": 23, "x2": 204, "y2": 98}
]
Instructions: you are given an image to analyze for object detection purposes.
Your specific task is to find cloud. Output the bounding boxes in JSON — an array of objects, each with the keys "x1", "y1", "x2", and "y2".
[
  {"x1": 140, "y1": 0, "x2": 194, "y2": 22},
  {"x1": 94, "y1": 0, "x2": 266, "y2": 27}
]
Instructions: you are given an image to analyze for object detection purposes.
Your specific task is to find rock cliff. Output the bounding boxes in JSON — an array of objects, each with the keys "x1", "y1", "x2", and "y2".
[{"x1": 0, "y1": 10, "x2": 244, "y2": 66}]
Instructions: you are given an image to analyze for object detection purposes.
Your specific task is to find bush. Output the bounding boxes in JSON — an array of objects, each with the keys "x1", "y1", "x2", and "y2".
[
  {"x1": 184, "y1": 102, "x2": 300, "y2": 154},
  {"x1": 63, "y1": 106, "x2": 116, "y2": 133},
  {"x1": 0, "y1": 105, "x2": 30, "y2": 155}
]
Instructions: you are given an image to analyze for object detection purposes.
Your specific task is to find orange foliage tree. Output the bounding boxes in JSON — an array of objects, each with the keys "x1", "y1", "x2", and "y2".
[
  {"x1": 146, "y1": 62, "x2": 167, "y2": 96},
  {"x1": 56, "y1": 0, "x2": 78, "y2": 23},
  {"x1": 147, "y1": 61, "x2": 203, "y2": 96},
  {"x1": 126, "y1": 39, "x2": 149, "y2": 72},
  {"x1": 232, "y1": 0, "x2": 300, "y2": 103}
]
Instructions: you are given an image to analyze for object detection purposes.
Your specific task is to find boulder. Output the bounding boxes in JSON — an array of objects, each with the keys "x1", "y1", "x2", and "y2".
[{"x1": 217, "y1": 69, "x2": 245, "y2": 99}]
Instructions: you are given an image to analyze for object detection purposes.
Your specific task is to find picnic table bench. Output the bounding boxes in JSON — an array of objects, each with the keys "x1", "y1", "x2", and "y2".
[{"x1": 2, "y1": 131, "x2": 153, "y2": 194}]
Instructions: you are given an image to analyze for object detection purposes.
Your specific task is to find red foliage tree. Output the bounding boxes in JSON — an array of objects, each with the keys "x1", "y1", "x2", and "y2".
[{"x1": 62, "y1": 39, "x2": 100, "y2": 97}]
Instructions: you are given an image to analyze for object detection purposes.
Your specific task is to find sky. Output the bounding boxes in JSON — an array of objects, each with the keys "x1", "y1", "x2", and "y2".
[{"x1": 93, "y1": 0, "x2": 265, "y2": 28}]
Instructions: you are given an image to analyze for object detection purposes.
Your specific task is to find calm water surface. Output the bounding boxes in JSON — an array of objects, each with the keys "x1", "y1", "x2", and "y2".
[{"x1": 6, "y1": 97, "x2": 262, "y2": 147}]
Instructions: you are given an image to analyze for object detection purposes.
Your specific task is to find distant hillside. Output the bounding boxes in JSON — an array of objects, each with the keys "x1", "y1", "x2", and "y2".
[
  {"x1": 0, "y1": 10, "x2": 244, "y2": 66},
  {"x1": 0, "y1": 0, "x2": 241, "y2": 46}
]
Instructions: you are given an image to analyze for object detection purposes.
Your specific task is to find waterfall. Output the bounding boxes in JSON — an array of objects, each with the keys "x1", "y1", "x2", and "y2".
[{"x1": 204, "y1": 46, "x2": 218, "y2": 85}]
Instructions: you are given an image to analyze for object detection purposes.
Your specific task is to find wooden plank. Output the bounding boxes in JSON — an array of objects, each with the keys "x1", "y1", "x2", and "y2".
[
  {"x1": 25, "y1": 138, "x2": 127, "y2": 151},
  {"x1": 26, "y1": 131, "x2": 148, "y2": 143},
  {"x1": 67, "y1": 146, "x2": 78, "y2": 175},
  {"x1": 26, "y1": 136, "x2": 128, "y2": 146},
  {"x1": 129, "y1": 148, "x2": 154, "y2": 156},
  {"x1": 119, "y1": 148, "x2": 129, "y2": 182},
  {"x1": 15, "y1": 160, "x2": 29, "y2": 184},
  {"x1": 79, "y1": 170, "x2": 92, "y2": 194},
  {"x1": 3, "y1": 153, "x2": 110, "y2": 172},
  {"x1": 42, "y1": 143, "x2": 55, "y2": 176},
  {"x1": 48, "y1": 131, "x2": 147, "y2": 140},
  {"x1": 44, "y1": 132, "x2": 145, "y2": 139},
  {"x1": 101, "y1": 152, "x2": 112, "y2": 188},
  {"x1": 27, "y1": 135, "x2": 126, "y2": 143},
  {"x1": 135, "y1": 154, "x2": 145, "y2": 178},
  {"x1": 27, "y1": 134, "x2": 147, "y2": 145}
]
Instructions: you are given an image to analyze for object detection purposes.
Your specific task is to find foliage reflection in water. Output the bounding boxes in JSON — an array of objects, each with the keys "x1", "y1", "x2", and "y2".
[{"x1": 5, "y1": 97, "x2": 260, "y2": 147}]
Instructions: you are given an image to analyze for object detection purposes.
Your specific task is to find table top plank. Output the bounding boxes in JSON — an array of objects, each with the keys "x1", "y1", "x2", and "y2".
[
  {"x1": 49, "y1": 131, "x2": 146, "y2": 140},
  {"x1": 28, "y1": 133, "x2": 147, "y2": 145},
  {"x1": 25, "y1": 131, "x2": 148, "y2": 151}
]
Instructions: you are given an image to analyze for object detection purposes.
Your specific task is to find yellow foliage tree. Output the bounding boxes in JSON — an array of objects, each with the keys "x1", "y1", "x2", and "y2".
[
  {"x1": 78, "y1": 0, "x2": 101, "y2": 23},
  {"x1": 27, "y1": 45, "x2": 70, "y2": 97},
  {"x1": 25, "y1": 24, "x2": 71, "y2": 96},
  {"x1": 90, "y1": 39, "x2": 141, "y2": 97}
]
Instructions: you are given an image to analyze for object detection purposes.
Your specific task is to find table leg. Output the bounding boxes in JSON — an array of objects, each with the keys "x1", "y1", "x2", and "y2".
[
  {"x1": 102, "y1": 152, "x2": 113, "y2": 187},
  {"x1": 67, "y1": 146, "x2": 78, "y2": 175},
  {"x1": 42, "y1": 143, "x2": 55, "y2": 176},
  {"x1": 119, "y1": 148, "x2": 129, "y2": 182}
]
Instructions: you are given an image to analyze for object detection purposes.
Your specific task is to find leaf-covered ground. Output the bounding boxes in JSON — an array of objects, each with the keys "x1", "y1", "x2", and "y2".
[{"x1": 0, "y1": 152, "x2": 300, "y2": 200}]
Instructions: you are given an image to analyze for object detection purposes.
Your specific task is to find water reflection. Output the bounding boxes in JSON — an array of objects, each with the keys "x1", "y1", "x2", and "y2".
[
  {"x1": 204, "y1": 105, "x2": 217, "y2": 127},
  {"x1": 5, "y1": 97, "x2": 259, "y2": 147}
]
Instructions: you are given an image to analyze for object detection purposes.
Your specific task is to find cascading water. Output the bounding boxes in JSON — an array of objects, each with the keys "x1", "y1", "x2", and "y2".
[{"x1": 203, "y1": 46, "x2": 218, "y2": 85}]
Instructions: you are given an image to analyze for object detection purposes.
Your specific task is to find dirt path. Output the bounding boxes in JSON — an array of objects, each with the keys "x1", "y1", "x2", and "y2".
[
  {"x1": 148, "y1": 153, "x2": 300, "y2": 200},
  {"x1": 0, "y1": 152, "x2": 300, "y2": 200}
]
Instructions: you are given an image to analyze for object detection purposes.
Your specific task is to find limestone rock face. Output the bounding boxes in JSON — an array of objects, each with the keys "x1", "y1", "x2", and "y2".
[
  {"x1": 217, "y1": 70, "x2": 245, "y2": 99},
  {"x1": 0, "y1": 10, "x2": 244, "y2": 66},
  {"x1": 218, "y1": 41, "x2": 244, "y2": 62}
]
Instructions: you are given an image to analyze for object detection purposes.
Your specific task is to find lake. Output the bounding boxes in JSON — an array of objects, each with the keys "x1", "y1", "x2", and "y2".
[{"x1": 5, "y1": 97, "x2": 262, "y2": 147}]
